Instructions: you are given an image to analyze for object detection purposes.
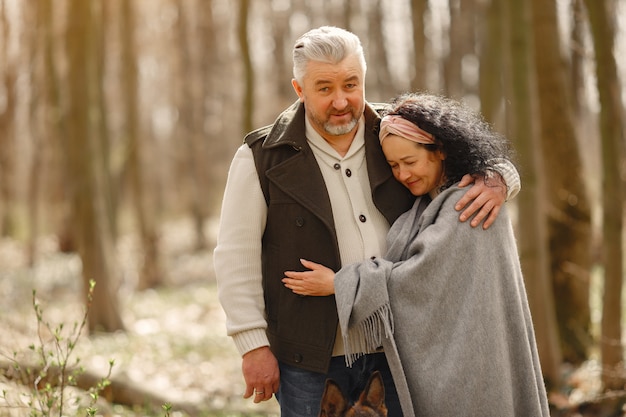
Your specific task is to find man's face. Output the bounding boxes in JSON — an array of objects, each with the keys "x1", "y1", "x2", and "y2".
[{"x1": 291, "y1": 55, "x2": 365, "y2": 142}]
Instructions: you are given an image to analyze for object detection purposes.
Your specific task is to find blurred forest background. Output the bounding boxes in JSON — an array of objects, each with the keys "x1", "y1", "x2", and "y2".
[{"x1": 0, "y1": 0, "x2": 626, "y2": 415}]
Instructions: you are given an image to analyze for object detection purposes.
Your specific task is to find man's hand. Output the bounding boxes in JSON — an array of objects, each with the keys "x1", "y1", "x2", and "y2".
[
  {"x1": 283, "y1": 259, "x2": 336, "y2": 296},
  {"x1": 242, "y1": 346, "x2": 279, "y2": 403},
  {"x1": 455, "y1": 172, "x2": 507, "y2": 229}
]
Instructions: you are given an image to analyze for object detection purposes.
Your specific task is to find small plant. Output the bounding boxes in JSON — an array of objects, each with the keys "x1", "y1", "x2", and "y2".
[{"x1": 1, "y1": 280, "x2": 115, "y2": 417}]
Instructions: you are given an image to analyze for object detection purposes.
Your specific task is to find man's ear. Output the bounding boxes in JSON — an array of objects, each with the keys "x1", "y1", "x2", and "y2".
[{"x1": 292, "y1": 79, "x2": 304, "y2": 102}]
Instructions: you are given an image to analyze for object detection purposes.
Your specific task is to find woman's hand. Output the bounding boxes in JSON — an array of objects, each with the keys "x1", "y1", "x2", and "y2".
[{"x1": 283, "y1": 259, "x2": 336, "y2": 296}]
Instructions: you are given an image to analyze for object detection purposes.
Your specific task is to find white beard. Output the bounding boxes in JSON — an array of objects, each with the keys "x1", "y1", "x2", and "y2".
[{"x1": 324, "y1": 117, "x2": 358, "y2": 136}]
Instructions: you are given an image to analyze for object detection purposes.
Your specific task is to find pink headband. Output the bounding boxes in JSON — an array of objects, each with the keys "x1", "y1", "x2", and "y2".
[{"x1": 379, "y1": 115, "x2": 435, "y2": 145}]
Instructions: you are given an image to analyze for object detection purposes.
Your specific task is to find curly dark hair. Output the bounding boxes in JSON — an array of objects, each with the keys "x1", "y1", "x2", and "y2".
[{"x1": 383, "y1": 92, "x2": 516, "y2": 190}]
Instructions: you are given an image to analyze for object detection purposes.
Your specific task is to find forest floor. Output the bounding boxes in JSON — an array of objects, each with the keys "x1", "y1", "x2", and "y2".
[
  {"x1": 0, "y1": 218, "x2": 279, "y2": 417},
  {"x1": 0, "y1": 218, "x2": 621, "y2": 416}
]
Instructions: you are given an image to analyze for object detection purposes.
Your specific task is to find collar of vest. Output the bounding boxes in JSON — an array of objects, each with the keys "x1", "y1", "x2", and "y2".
[{"x1": 243, "y1": 100, "x2": 412, "y2": 226}]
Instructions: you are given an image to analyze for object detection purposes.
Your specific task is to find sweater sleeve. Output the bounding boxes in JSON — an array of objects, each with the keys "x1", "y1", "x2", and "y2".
[
  {"x1": 213, "y1": 145, "x2": 269, "y2": 356},
  {"x1": 492, "y1": 158, "x2": 521, "y2": 201}
]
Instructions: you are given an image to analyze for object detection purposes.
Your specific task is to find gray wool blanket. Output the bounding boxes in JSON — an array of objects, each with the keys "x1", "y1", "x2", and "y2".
[{"x1": 335, "y1": 186, "x2": 550, "y2": 417}]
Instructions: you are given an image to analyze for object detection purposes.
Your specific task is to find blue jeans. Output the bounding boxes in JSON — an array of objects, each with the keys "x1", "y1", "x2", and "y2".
[{"x1": 276, "y1": 352, "x2": 403, "y2": 417}]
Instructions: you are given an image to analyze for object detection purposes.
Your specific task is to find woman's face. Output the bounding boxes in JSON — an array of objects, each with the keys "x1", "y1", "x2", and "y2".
[{"x1": 382, "y1": 134, "x2": 445, "y2": 196}]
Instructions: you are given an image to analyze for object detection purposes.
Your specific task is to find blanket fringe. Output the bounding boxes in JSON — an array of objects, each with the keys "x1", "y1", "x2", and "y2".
[{"x1": 343, "y1": 303, "x2": 394, "y2": 367}]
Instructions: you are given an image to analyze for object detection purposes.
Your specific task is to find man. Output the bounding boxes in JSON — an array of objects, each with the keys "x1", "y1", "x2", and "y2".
[{"x1": 213, "y1": 26, "x2": 519, "y2": 417}]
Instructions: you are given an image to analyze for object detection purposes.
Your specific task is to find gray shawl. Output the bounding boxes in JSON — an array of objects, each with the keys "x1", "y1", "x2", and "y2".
[{"x1": 335, "y1": 186, "x2": 550, "y2": 417}]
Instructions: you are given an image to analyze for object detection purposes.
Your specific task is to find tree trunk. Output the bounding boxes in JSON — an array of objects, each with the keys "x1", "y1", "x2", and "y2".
[
  {"x1": 583, "y1": 0, "x2": 625, "y2": 391},
  {"x1": 504, "y1": 0, "x2": 562, "y2": 388},
  {"x1": 269, "y1": 1, "x2": 295, "y2": 109},
  {"x1": 122, "y1": 0, "x2": 163, "y2": 290},
  {"x1": 0, "y1": 359, "x2": 201, "y2": 415},
  {"x1": 174, "y1": 0, "x2": 210, "y2": 252},
  {"x1": 26, "y1": 2, "x2": 43, "y2": 266},
  {"x1": 36, "y1": 0, "x2": 74, "y2": 254},
  {"x1": 531, "y1": 0, "x2": 593, "y2": 365},
  {"x1": 570, "y1": 0, "x2": 586, "y2": 116},
  {"x1": 368, "y1": 0, "x2": 395, "y2": 100},
  {"x1": 64, "y1": 0, "x2": 124, "y2": 332},
  {"x1": 444, "y1": 0, "x2": 475, "y2": 99},
  {"x1": 95, "y1": 0, "x2": 116, "y2": 243},
  {"x1": 478, "y1": 0, "x2": 503, "y2": 124},
  {"x1": 238, "y1": 0, "x2": 253, "y2": 135},
  {"x1": 197, "y1": 0, "x2": 229, "y2": 231},
  {"x1": 192, "y1": 0, "x2": 212, "y2": 251},
  {"x1": 0, "y1": 1, "x2": 18, "y2": 238},
  {"x1": 410, "y1": 0, "x2": 429, "y2": 92}
]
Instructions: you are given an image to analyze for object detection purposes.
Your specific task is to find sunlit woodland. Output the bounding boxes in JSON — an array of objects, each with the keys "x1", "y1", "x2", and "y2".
[{"x1": 0, "y1": 0, "x2": 625, "y2": 416}]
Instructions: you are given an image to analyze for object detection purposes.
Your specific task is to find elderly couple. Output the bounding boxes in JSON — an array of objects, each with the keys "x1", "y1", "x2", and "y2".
[{"x1": 214, "y1": 26, "x2": 549, "y2": 417}]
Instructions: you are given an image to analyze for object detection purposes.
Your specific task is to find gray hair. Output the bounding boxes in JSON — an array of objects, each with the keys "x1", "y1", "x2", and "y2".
[{"x1": 292, "y1": 26, "x2": 367, "y2": 85}]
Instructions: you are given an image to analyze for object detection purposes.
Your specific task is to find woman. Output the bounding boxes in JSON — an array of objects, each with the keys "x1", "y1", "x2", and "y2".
[{"x1": 283, "y1": 92, "x2": 550, "y2": 417}]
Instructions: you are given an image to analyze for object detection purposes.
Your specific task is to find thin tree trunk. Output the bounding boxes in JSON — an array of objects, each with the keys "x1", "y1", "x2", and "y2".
[
  {"x1": 444, "y1": 0, "x2": 475, "y2": 99},
  {"x1": 342, "y1": 0, "x2": 352, "y2": 31},
  {"x1": 37, "y1": 0, "x2": 73, "y2": 254},
  {"x1": 27, "y1": 2, "x2": 43, "y2": 266},
  {"x1": 0, "y1": 1, "x2": 18, "y2": 238},
  {"x1": 197, "y1": 0, "x2": 228, "y2": 232},
  {"x1": 478, "y1": 0, "x2": 503, "y2": 124},
  {"x1": 269, "y1": 2, "x2": 294, "y2": 111},
  {"x1": 95, "y1": 0, "x2": 116, "y2": 243},
  {"x1": 192, "y1": 0, "x2": 211, "y2": 251},
  {"x1": 505, "y1": 0, "x2": 562, "y2": 388},
  {"x1": 531, "y1": 0, "x2": 593, "y2": 364},
  {"x1": 65, "y1": 0, "x2": 124, "y2": 332},
  {"x1": 570, "y1": 0, "x2": 586, "y2": 116},
  {"x1": 410, "y1": 0, "x2": 429, "y2": 92},
  {"x1": 122, "y1": 0, "x2": 163, "y2": 290},
  {"x1": 238, "y1": 0, "x2": 253, "y2": 135},
  {"x1": 368, "y1": 0, "x2": 395, "y2": 100},
  {"x1": 177, "y1": 0, "x2": 209, "y2": 252},
  {"x1": 583, "y1": 0, "x2": 625, "y2": 391}
]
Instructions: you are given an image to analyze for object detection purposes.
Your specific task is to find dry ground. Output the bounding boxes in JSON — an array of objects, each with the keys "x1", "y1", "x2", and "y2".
[{"x1": 0, "y1": 219, "x2": 280, "y2": 417}]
